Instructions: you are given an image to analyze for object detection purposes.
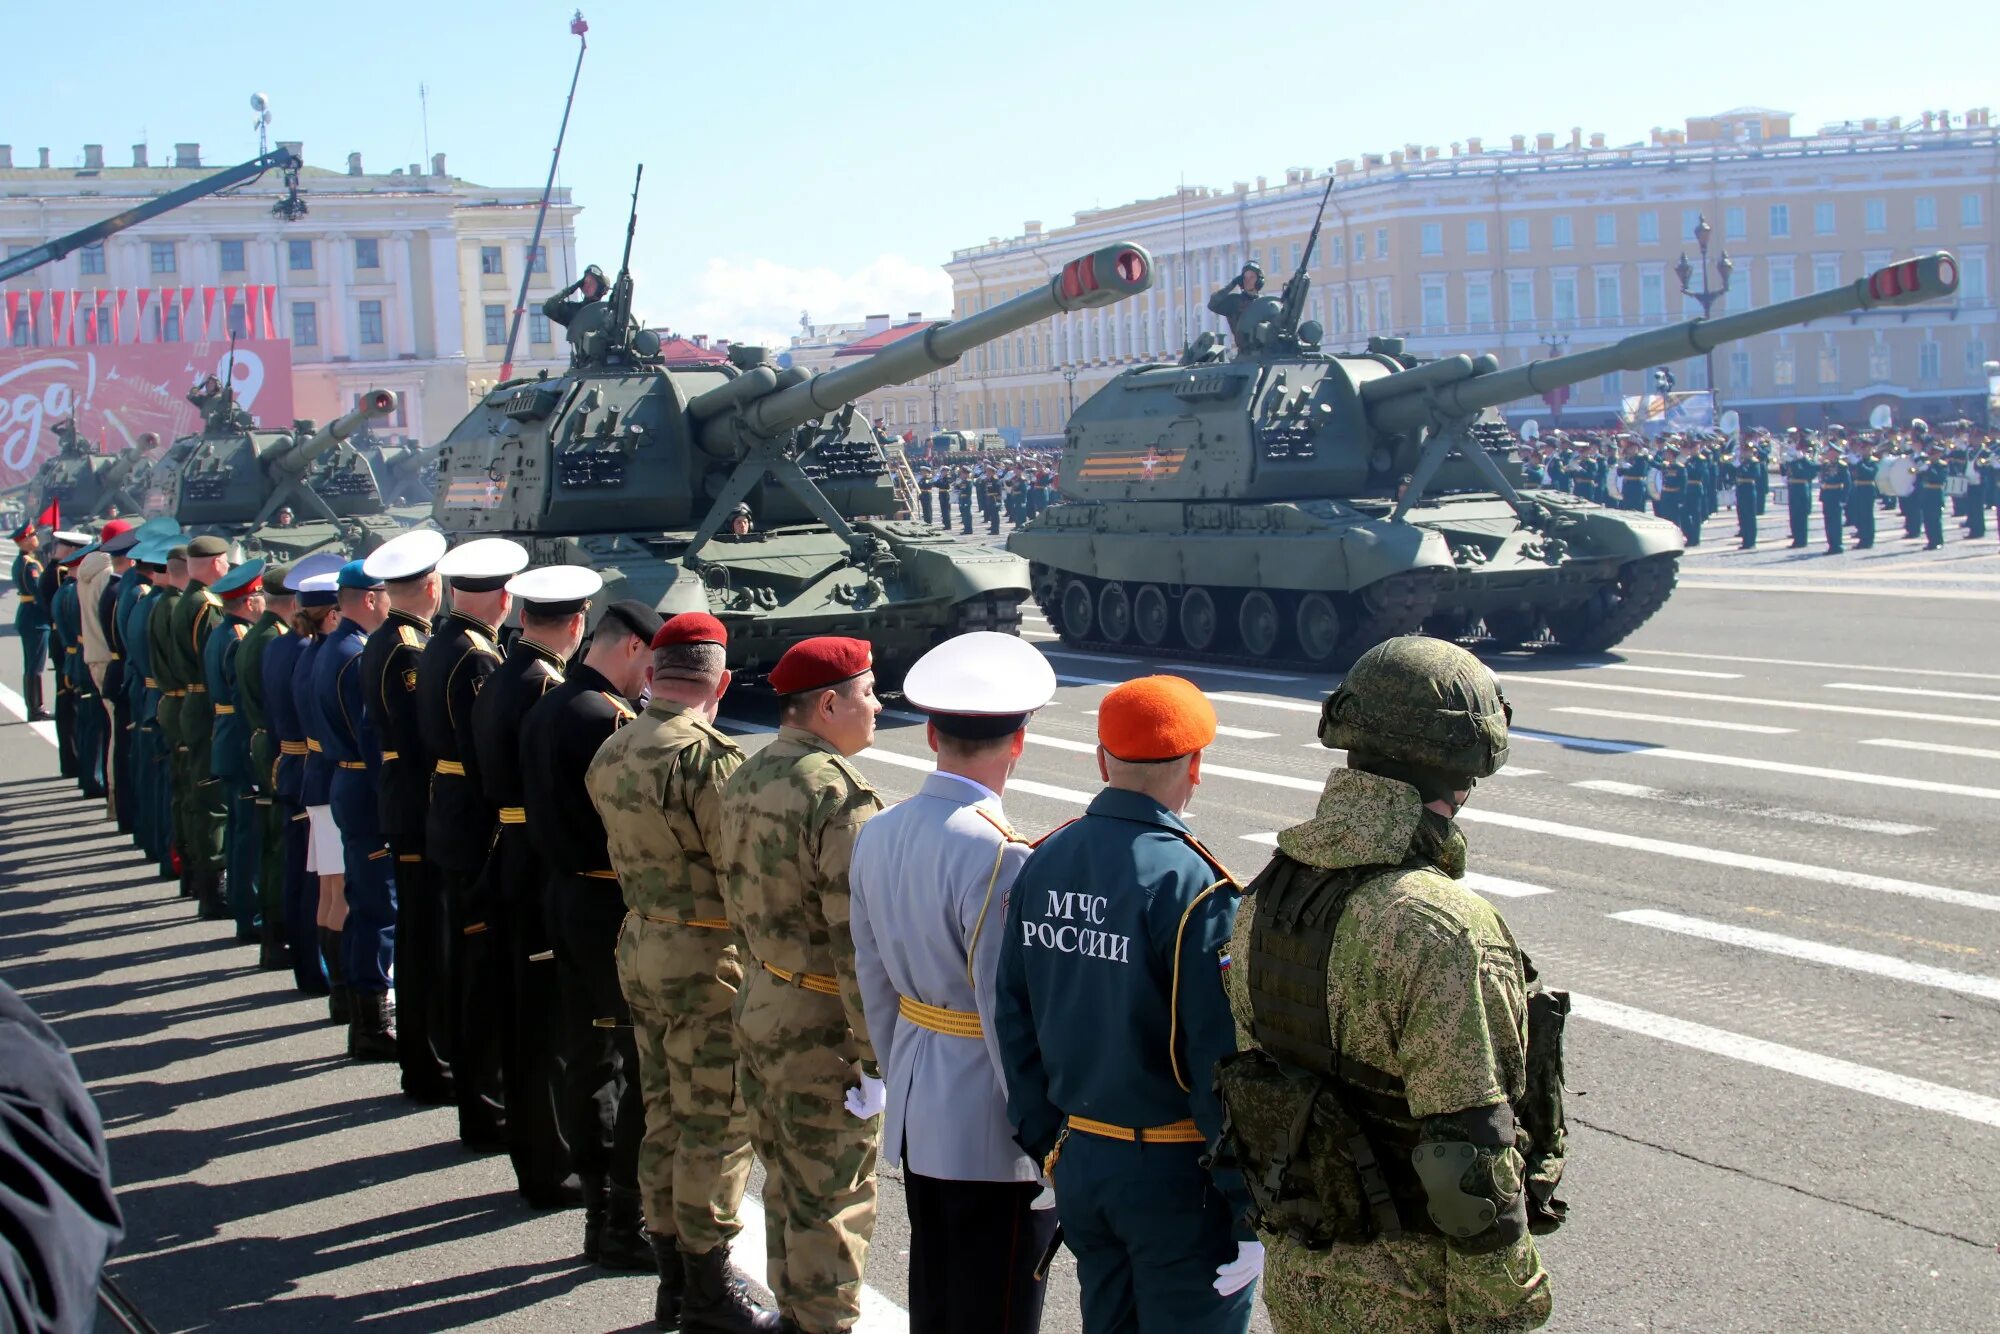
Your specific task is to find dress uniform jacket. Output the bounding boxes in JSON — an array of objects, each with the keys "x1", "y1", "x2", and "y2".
[
  {"x1": 318, "y1": 619, "x2": 397, "y2": 996},
  {"x1": 294, "y1": 637, "x2": 333, "y2": 812},
  {"x1": 362, "y1": 609, "x2": 432, "y2": 853},
  {"x1": 204, "y1": 608, "x2": 259, "y2": 930},
  {"x1": 417, "y1": 611, "x2": 505, "y2": 876},
  {"x1": 118, "y1": 578, "x2": 164, "y2": 866},
  {"x1": 519, "y1": 661, "x2": 632, "y2": 883},
  {"x1": 471, "y1": 637, "x2": 567, "y2": 916},
  {"x1": 850, "y1": 771, "x2": 1038, "y2": 1182},
  {"x1": 262, "y1": 626, "x2": 324, "y2": 994}
]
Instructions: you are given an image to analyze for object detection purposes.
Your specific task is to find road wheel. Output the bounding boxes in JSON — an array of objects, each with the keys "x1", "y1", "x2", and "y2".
[
  {"x1": 1179, "y1": 587, "x2": 1221, "y2": 653},
  {"x1": 1237, "y1": 590, "x2": 1284, "y2": 658},
  {"x1": 1293, "y1": 592, "x2": 1344, "y2": 667},
  {"x1": 1097, "y1": 582, "x2": 1133, "y2": 644},
  {"x1": 1132, "y1": 584, "x2": 1173, "y2": 648},
  {"x1": 1060, "y1": 577, "x2": 1096, "y2": 641}
]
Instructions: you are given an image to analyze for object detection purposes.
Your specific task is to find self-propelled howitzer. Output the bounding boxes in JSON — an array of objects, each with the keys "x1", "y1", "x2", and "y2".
[
  {"x1": 29, "y1": 420, "x2": 148, "y2": 520},
  {"x1": 1012, "y1": 252, "x2": 1959, "y2": 665},
  {"x1": 431, "y1": 241, "x2": 1154, "y2": 677}
]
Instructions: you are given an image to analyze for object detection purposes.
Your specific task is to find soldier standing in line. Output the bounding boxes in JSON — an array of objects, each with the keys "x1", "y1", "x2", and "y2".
[
  {"x1": 292, "y1": 565, "x2": 350, "y2": 1022},
  {"x1": 145, "y1": 545, "x2": 190, "y2": 894},
  {"x1": 522, "y1": 598, "x2": 665, "y2": 1281},
  {"x1": 1850, "y1": 442, "x2": 1879, "y2": 550},
  {"x1": 1615, "y1": 441, "x2": 1648, "y2": 512},
  {"x1": 76, "y1": 528, "x2": 125, "y2": 817},
  {"x1": 993, "y1": 676, "x2": 1260, "y2": 1334},
  {"x1": 317, "y1": 561, "x2": 401, "y2": 1061},
  {"x1": 849, "y1": 632, "x2": 1061, "y2": 1334},
  {"x1": 168, "y1": 535, "x2": 234, "y2": 919},
  {"x1": 473, "y1": 563, "x2": 602, "y2": 1205},
  {"x1": 118, "y1": 535, "x2": 171, "y2": 878},
  {"x1": 203, "y1": 561, "x2": 268, "y2": 943},
  {"x1": 958, "y1": 467, "x2": 975, "y2": 535},
  {"x1": 1818, "y1": 446, "x2": 1851, "y2": 555},
  {"x1": 89, "y1": 523, "x2": 141, "y2": 836},
  {"x1": 237, "y1": 563, "x2": 295, "y2": 971},
  {"x1": 718, "y1": 637, "x2": 886, "y2": 1334},
  {"x1": 10, "y1": 517, "x2": 52, "y2": 721},
  {"x1": 1217, "y1": 636, "x2": 1560, "y2": 1334},
  {"x1": 1916, "y1": 443, "x2": 1949, "y2": 550},
  {"x1": 359, "y1": 530, "x2": 456, "y2": 1103},
  {"x1": 1783, "y1": 440, "x2": 1817, "y2": 549},
  {"x1": 917, "y1": 468, "x2": 935, "y2": 527},
  {"x1": 46, "y1": 532, "x2": 88, "y2": 785},
  {"x1": 267, "y1": 552, "x2": 343, "y2": 998},
  {"x1": 585, "y1": 611, "x2": 780, "y2": 1331},
  {"x1": 418, "y1": 537, "x2": 528, "y2": 1154},
  {"x1": 1725, "y1": 445, "x2": 1759, "y2": 549}
]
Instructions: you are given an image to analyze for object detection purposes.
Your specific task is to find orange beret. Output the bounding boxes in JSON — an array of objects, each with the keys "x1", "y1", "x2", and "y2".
[
  {"x1": 768, "y1": 636, "x2": 872, "y2": 695},
  {"x1": 1098, "y1": 675, "x2": 1216, "y2": 761},
  {"x1": 651, "y1": 611, "x2": 728, "y2": 650}
]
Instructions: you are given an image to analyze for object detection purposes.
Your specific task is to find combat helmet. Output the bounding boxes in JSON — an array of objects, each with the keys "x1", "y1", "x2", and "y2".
[{"x1": 1319, "y1": 634, "x2": 1510, "y2": 799}]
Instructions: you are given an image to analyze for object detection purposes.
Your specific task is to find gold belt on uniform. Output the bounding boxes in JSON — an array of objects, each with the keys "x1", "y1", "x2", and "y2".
[
  {"x1": 498, "y1": 806, "x2": 526, "y2": 824},
  {"x1": 64, "y1": 646, "x2": 76, "y2": 654},
  {"x1": 760, "y1": 960, "x2": 840, "y2": 995},
  {"x1": 1067, "y1": 1115, "x2": 1202, "y2": 1144},
  {"x1": 163, "y1": 688, "x2": 186, "y2": 698},
  {"x1": 144, "y1": 677, "x2": 158, "y2": 688},
  {"x1": 631, "y1": 907, "x2": 730, "y2": 929},
  {"x1": 186, "y1": 683, "x2": 206, "y2": 694},
  {"x1": 280, "y1": 741, "x2": 309, "y2": 755},
  {"x1": 306, "y1": 738, "x2": 322, "y2": 752},
  {"x1": 380, "y1": 750, "x2": 399, "y2": 761},
  {"x1": 338, "y1": 761, "x2": 366, "y2": 770},
  {"x1": 214, "y1": 704, "x2": 235, "y2": 714},
  {"x1": 435, "y1": 759, "x2": 466, "y2": 776},
  {"x1": 898, "y1": 995, "x2": 983, "y2": 1038}
]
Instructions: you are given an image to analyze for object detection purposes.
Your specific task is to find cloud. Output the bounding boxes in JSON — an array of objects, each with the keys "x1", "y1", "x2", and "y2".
[{"x1": 634, "y1": 253, "x2": 952, "y2": 349}]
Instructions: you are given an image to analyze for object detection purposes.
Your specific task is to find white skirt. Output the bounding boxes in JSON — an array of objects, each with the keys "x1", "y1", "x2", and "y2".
[{"x1": 306, "y1": 804, "x2": 345, "y2": 875}]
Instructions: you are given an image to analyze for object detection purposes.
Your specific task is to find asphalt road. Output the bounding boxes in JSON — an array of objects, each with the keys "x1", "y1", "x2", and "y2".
[{"x1": 3, "y1": 558, "x2": 1997, "y2": 1333}]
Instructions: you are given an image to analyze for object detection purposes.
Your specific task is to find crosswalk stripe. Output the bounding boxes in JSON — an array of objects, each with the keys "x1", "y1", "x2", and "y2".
[
  {"x1": 1825, "y1": 681, "x2": 2000, "y2": 704},
  {"x1": 1609, "y1": 910, "x2": 2000, "y2": 1002},
  {"x1": 1514, "y1": 728, "x2": 2000, "y2": 801},
  {"x1": 1571, "y1": 779, "x2": 1932, "y2": 836},
  {"x1": 1861, "y1": 737, "x2": 2000, "y2": 761},
  {"x1": 1569, "y1": 993, "x2": 2000, "y2": 1129},
  {"x1": 1553, "y1": 706, "x2": 1794, "y2": 735},
  {"x1": 1623, "y1": 648, "x2": 2000, "y2": 682},
  {"x1": 1455, "y1": 807, "x2": 2000, "y2": 912},
  {"x1": 1497, "y1": 674, "x2": 2000, "y2": 729}
]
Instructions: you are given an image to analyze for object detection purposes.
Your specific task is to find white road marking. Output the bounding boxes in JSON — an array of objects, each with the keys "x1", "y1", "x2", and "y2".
[
  {"x1": 1056, "y1": 673, "x2": 1120, "y2": 687},
  {"x1": 1670, "y1": 580, "x2": 2000, "y2": 602},
  {"x1": 1570, "y1": 779, "x2": 1932, "y2": 836},
  {"x1": 1240, "y1": 833, "x2": 1553, "y2": 897},
  {"x1": 1825, "y1": 681, "x2": 2000, "y2": 704},
  {"x1": 1201, "y1": 761, "x2": 1318, "y2": 793},
  {"x1": 1609, "y1": 910, "x2": 2000, "y2": 1002},
  {"x1": 1570, "y1": 993, "x2": 2000, "y2": 1129},
  {"x1": 1623, "y1": 648, "x2": 2000, "y2": 682},
  {"x1": 1592, "y1": 664, "x2": 1744, "y2": 680},
  {"x1": 1553, "y1": 706, "x2": 1794, "y2": 736},
  {"x1": 1159, "y1": 662, "x2": 1306, "y2": 683},
  {"x1": 1514, "y1": 728, "x2": 2000, "y2": 802},
  {"x1": 1021, "y1": 630, "x2": 1060, "y2": 641},
  {"x1": 0, "y1": 682, "x2": 58, "y2": 745},
  {"x1": 720, "y1": 717, "x2": 1097, "y2": 806},
  {"x1": 1038, "y1": 648, "x2": 1139, "y2": 664},
  {"x1": 1499, "y1": 674, "x2": 2000, "y2": 729},
  {"x1": 1205, "y1": 691, "x2": 1321, "y2": 715},
  {"x1": 1862, "y1": 737, "x2": 2000, "y2": 761},
  {"x1": 1455, "y1": 807, "x2": 2000, "y2": 912}
]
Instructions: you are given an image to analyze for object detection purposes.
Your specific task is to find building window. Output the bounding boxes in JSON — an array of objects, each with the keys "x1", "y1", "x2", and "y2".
[
  {"x1": 1638, "y1": 211, "x2": 1659, "y2": 244},
  {"x1": 1814, "y1": 202, "x2": 1836, "y2": 236},
  {"x1": 1595, "y1": 213, "x2": 1615, "y2": 246},
  {"x1": 529, "y1": 311, "x2": 551, "y2": 345},
  {"x1": 1773, "y1": 347, "x2": 1795, "y2": 386},
  {"x1": 10, "y1": 317, "x2": 28, "y2": 347},
  {"x1": 1868, "y1": 342, "x2": 1892, "y2": 380},
  {"x1": 1353, "y1": 292, "x2": 1368, "y2": 334},
  {"x1": 1466, "y1": 279, "x2": 1492, "y2": 328},
  {"x1": 1813, "y1": 258, "x2": 1840, "y2": 292},
  {"x1": 1963, "y1": 194, "x2": 1984, "y2": 228},
  {"x1": 528, "y1": 244, "x2": 549, "y2": 273},
  {"x1": 1681, "y1": 209, "x2": 1703, "y2": 244},
  {"x1": 1768, "y1": 204, "x2": 1790, "y2": 238},
  {"x1": 1685, "y1": 358, "x2": 1707, "y2": 391},
  {"x1": 220, "y1": 239, "x2": 246, "y2": 272},
  {"x1": 1865, "y1": 198, "x2": 1887, "y2": 232},
  {"x1": 358, "y1": 299, "x2": 385, "y2": 345},
  {"x1": 1376, "y1": 289, "x2": 1392, "y2": 330},
  {"x1": 226, "y1": 302, "x2": 247, "y2": 338},
  {"x1": 1374, "y1": 228, "x2": 1388, "y2": 259},
  {"x1": 1551, "y1": 275, "x2": 1577, "y2": 323},
  {"x1": 1914, "y1": 196, "x2": 1937, "y2": 230},
  {"x1": 1594, "y1": 274, "x2": 1620, "y2": 320},
  {"x1": 1723, "y1": 207, "x2": 1746, "y2": 240},
  {"x1": 1963, "y1": 254, "x2": 1988, "y2": 301},
  {"x1": 1329, "y1": 235, "x2": 1344, "y2": 263},
  {"x1": 161, "y1": 303, "x2": 180, "y2": 343},
  {"x1": 1420, "y1": 282, "x2": 1446, "y2": 330},
  {"x1": 1918, "y1": 339, "x2": 1940, "y2": 380},
  {"x1": 1420, "y1": 223, "x2": 1443, "y2": 256},
  {"x1": 1639, "y1": 271, "x2": 1665, "y2": 318},
  {"x1": 1729, "y1": 351, "x2": 1751, "y2": 390},
  {"x1": 1966, "y1": 338, "x2": 1987, "y2": 374},
  {"x1": 1290, "y1": 243, "x2": 1302, "y2": 271},
  {"x1": 1508, "y1": 219, "x2": 1529, "y2": 251},
  {"x1": 149, "y1": 241, "x2": 176, "y2": 274},
  {"x1": 480, "y1": 246, "x2": 504, "y2": 276},
  {"x1": 1551, "y1": 216, "x2": 1574, "y2": 249},
  {"x1": 355, "y1": 237, "x2": 381, "y2": 269},
  {"x1": 1508, "y1": 276, "x2": 1534, "y2": 324},
  {"x1": 288, "y1": 239, "x2": 313, "y2": 271},
  {"x1": 1465, "y1": 221, "x2": 1488, "y2": 254},
  {"x1": 1600, "y1": 371, "x2": 1622, "y2": 397},
  {"x1": 291, "y1": 301, "x2": 318, "y2": 346},
  {"x1": 1769, "y1": 263, "x2": 1795, "y2": 303},
  {"x1": 79, "y1": 243, "x2": 105, "y2": 275},
  {"x1": 1817, "y1": 343, "x2": 1838, "y2": 384}
]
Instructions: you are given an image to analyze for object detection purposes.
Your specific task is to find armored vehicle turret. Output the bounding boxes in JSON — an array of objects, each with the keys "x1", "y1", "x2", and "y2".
[
  {"x1": 1011, "y1": 252, "x2": 1960, "y2": 666},
  {"x1": 167, "y1": 385, "x2": 416, "y2": 561},
  {"x1": 27, "y1": 417, "x2": 149, "y2": 521},
  {"x1": 431, "y1": 238, "x2": 1154, "y2": 678}
]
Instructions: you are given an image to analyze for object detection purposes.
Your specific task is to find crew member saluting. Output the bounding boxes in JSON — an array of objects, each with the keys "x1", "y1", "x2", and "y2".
[
  {"x1": 995, "y1": 676, "x2": 1261, "y2": 1334},
  {"x1": 849, "y1": 632, "x2": 1061, "y2": 1334}
]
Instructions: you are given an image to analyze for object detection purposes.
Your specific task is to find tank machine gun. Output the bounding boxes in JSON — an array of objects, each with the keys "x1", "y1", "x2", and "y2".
[
  {"x1": 1013, "y1": 252, "x2": 1960, "y2": 665},
  {"x1": 431, "y1": 232, "x2": 1155, "y2": 676}
]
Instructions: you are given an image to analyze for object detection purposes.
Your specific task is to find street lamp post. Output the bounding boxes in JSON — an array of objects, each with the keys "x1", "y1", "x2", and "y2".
[
  {"x1": 1059, "y1": 362, "x2": 1080, "y2": 423},
  {"x1": 927, "y1": 371, "x2": 943, "y2": 441},
  {"x1": 1538, "y1": 332, "x2": 1569, "y2": 426},
  {"x1": 1676, "y1": 213, "x2": 1733, "y2": 422}
]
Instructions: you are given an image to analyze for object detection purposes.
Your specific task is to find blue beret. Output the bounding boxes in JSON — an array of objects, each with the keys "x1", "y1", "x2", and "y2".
[{"x1": 337, "y1": 559, "x2": 384, "y2": 591}]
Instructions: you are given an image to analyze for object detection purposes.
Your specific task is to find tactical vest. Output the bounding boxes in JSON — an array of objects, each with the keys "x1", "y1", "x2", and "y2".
[{"x1": 1214, "y1": 851, "x2": 1570, "y2": 1250}]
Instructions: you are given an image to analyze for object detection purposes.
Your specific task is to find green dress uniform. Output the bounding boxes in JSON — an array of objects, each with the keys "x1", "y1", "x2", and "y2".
[
  {"x1": 1783, "y1": 454, "x2": 1816, "y2": 547},
  {"x1": 167, "y1": 572, "x2": 229, "y2": 906},
  {"x1": 1818, "y1": 458, "x2": 1851, "y2": 553},
  {"x1": 237, "y1": 601, "x2": 292, "y2": 965},
  {"x1": 147, "y1": 578, "x2": 188, "y2": 889},
  {"x1": 119, "y1": 566, "x2": 167, "y2": 873},
  {"x1": 10, "y1": 544, "x2": 50, "y2": 718},
  {"x1": 1850, "y1": 456, "x2": 1878, "y2": 548},
  {"x1": 203, "y1": 589, "x2": 259, "y2": 931}
]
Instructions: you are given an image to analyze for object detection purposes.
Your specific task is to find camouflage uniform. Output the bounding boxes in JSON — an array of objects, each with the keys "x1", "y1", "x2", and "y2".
[
  {"x1": 717, "y1": 726, "x2": 885, "y2": 1334},
  {"x1": 583, "y1": 698, "x2": 753, "y2": 1252}
]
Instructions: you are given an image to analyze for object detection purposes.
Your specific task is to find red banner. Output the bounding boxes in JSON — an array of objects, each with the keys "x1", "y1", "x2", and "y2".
[{"x1": 0, "y1": 337, "x2": 295, "y2": 491}]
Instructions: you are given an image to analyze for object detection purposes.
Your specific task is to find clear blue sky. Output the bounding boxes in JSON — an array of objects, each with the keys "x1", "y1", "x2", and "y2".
[{"x1": 11, "y1": 0, "x2": 1999, "y2": 344}]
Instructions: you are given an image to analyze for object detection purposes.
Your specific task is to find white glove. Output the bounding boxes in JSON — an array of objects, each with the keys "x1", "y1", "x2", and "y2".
[
  {"x1": 1030, "y1": 1177, "x2": 1056, "y2": 1211},
  {"x1": 1212, "y1": 1240, "x2": 1264, "y2": 1297},
  {"x1": 843, "y1": 1073, "x2": 886, "y2": 1121}
]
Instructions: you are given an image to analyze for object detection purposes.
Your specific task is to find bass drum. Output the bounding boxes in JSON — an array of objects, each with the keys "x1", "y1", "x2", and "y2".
[{"x1": 1877, "y1": 456, "x2": 1916, "y2": 498}]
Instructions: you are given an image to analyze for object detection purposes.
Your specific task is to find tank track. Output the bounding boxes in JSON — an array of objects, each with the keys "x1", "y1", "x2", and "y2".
[
  {"x1": 1542, "y1": 553, "x2": 1680, "y2": 653},
  {"x1": 1038, "y1": 570, "x2": 1441, "y2": 674},
  {"x1": 953, "y1": 593, "x2": 1025, "y2": 636}
]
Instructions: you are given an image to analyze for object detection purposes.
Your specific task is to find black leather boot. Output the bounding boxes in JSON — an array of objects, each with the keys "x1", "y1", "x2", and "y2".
[
  {"x1": 679, "y1": 1242, "x2": 781, "y2": 1333},
  {"x1": 647, "y1": 1232, "x2": 685, "y2": 1331},
  {"x1": 347, "y1": 990, "x2": 398, "y2": 1062},
  {"x1": 258, "y1": 918, "x2": 291, "y2": 971},
  {"x1": 580, "y1": 1173, "x2": 607, "y2": 1264},
  {"x1": 319, "y1": 927, "x2": 349, "y2": 1025},
  {"x1": 597, "y1": 1186, "x2": 654, "y2": 1272},
  {"x1": 196, "y1": 870, "x2": 230, "y2": 921}
]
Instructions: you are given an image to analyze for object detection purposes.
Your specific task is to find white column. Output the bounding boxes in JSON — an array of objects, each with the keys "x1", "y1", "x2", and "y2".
[
  {"x1": 322, "y1": 231, "x2": 350, "y2": 355},
  {"x1": 429, "y1": 230, "x2": 466, "y2": 360},
  {"x1": 390, "y1": 231, "x2": 417, "y2": 356}
]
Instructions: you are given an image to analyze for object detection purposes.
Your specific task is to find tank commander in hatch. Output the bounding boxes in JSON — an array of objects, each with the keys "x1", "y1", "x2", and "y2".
[
  {"x1": 1207, "y1": 261, "x2": 1266, "y2": 349},
  {"x1": 725, "y1": 503, "x2": 753, "y2": 538},
  {"x1": 545, "y1": 264, "x2": 615, "y2": 361}
]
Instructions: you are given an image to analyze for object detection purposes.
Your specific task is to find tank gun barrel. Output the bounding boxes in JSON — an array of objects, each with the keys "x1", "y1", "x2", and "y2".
[
  {"x1": 266, "y1": 390, "x2": 397, "y2": 480},
  {"x1": 696, "y1": 243, "x2": 1154, "y2": 452},
  {"x1": 1368, "y1": 253, "x2": 1961, "y2": 435}
]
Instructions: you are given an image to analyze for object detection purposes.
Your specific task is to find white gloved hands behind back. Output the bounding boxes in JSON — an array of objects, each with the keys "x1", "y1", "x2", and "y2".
[
  {"x1": 843, "y1": 1073, "x2": 886, "y2": 1121},
  {"x1": 1212, "y1": 1240, "x2": 1264, "y2": 1296}
]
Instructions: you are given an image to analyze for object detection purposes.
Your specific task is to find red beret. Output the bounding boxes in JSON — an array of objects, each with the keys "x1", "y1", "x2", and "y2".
[
  {"x1": 767, "y1": 636, "x2": 873, "y2": 695},
  {"x1": 1098, "y1": 675, "x2": 1216, "y2": 761},
  {"x1": 218, "y1": 575, "x2": 264, "y2": 601},
  {"x1": 651, "y1": 611, "x2": 729, "y2": 650},
  {"x1": 98, "y1": 519, "x2": 135, "y2": 541}
]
